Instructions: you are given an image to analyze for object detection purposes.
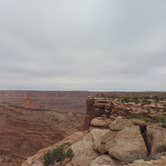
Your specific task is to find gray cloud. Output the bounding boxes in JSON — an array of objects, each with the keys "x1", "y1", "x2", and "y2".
[{"x1": 0, "y1": 0, "x2": 166, "y2": 91}]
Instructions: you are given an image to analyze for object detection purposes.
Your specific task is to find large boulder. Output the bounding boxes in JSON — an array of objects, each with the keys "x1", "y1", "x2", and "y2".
[
  {"x1": 99, "y1": 126, "x2": 147, "y2": 163},
  {"x1": 147, "y1": 125, "x2": 166, "y2": 155},
  {"x1": 95, "y1": 130, "x2": 117, "y2": 154},
  {"x1": 109, "y1": 117, "x2": 134, "y2": 131},
  {"x1": 90, "y1": 155, "x2": 118, "y2": 166},
  {"x1": 108, "y1": 126, "x2": 147, "y2": 162},
  {"x1": 91, "y1": 117, "x2": 112, "y2": 128},
  {"x1": 66, "y1": 133, "x2": 98, "y2": 166},
  {"x1": 90, "y1": 128, "x2": 110, "y2": 152}
]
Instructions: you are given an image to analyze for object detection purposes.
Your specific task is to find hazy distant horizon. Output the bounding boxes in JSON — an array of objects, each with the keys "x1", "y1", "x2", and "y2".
[
  {"x1": 0, "y1": 89, "x2": 166, "y2": 93},
  {"x1": 0, "y1": 0, "x2": 166, "y2": 91}
]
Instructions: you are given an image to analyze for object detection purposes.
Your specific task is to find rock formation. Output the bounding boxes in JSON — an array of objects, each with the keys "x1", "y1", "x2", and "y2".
[
  {"x1": 21, "y1": 97, "x2": 166, "y2": 166},
  {"x1": 22, "y1": 116, "x2": 166, "y2": 166}
]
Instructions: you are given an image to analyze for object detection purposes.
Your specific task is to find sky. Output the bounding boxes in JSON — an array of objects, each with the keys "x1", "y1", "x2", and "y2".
[{"x1": 0, "y1": 0, "x2": 166, "y2": 91}]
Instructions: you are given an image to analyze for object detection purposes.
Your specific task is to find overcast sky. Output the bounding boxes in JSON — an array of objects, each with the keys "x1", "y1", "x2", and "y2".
[{"x1": 0, "y1": 0, "x2": 166, "y2": 91}]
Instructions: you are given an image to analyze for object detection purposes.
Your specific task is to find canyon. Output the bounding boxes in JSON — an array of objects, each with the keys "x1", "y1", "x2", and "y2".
[
  {"x1": 0, "y1": 91, "x2": 92, "y2": 166},
  {"x1": 0, "y1": 91, "x2": 166, "y2": 166}
]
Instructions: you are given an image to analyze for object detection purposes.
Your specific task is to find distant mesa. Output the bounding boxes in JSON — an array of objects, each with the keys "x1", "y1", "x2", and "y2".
[{"x1": 21, "y1": 97, "x2": 42, "y2": 110}]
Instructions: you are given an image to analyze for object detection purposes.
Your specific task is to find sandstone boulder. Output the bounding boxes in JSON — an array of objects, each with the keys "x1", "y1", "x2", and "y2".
[
  {"x1": 90, "y1": 128, "x2": 110, "y2": 152},
  {"x1": 109, "y1": 117, "x2": 133, "y2": 131},
  {"x1": 109, "y1": 126, "x2": 147, "y2": 162},
  {"x1": 91, "y1": 117, "x2": 112, "y2": 128},
  {"x1": 94, "y1": 130, "x2": 117, "y2": 154},
  {"x1": 67, "y1": 133, "x2": 98, "y2": 166},
  {"x1": 147, "y1": 125, "x2": 166, "y2": 155},
  {"x1": 99, "y1": 126, "x2": 147, "y2": 163}
]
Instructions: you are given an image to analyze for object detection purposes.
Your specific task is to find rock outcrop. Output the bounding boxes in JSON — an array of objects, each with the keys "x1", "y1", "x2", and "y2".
[
  {"x1": 147, "y1": 125, "x2": 166, "y2": 155},
  {"x1": 66, "y1": 132, "x2": 98, "y2": 166},
  {"x1": 22, "y1": 117, "x2": 166, "y2": 166},
  {"x1": 21, "y1": 131, "x2": 88, "y2": 166},
  {"x1": 108, "y1": 126, "x2": 147, "y2": 163}
]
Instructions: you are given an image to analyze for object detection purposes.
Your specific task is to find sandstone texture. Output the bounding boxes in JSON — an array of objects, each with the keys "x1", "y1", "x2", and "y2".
[
  {"x1": 22, "y1": 116, "x2": 166, "y2": 166},
  {"x1": 90, "y1": 117, "x2": 112, "y2": 128},
  {"x1": 147, "y1": 125, "x2": 166, "y2": 155}
]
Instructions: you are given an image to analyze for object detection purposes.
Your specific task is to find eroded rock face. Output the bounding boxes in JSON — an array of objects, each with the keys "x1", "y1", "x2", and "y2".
[
  {"x1": 90, "y1": 128, "x2": 110, "y2": 153},
  {"x1": 22, "y1": 117, "x2": 166, "y2": 166},
  {"x1": 91, "y1": 118, "x2": 149, "y2": 163},
  {"x1": 66, "y1": 132, "x2": 98, "y2": 166},
  {"x1": 147, "y1": 125, "x2": 166, "y2": 155},
  {"x1": 108, "y1": 126, "x2": 147, "y2": 163},
  {"x1": 95, "y1": 130, "x2": 117, "y2": 154}
]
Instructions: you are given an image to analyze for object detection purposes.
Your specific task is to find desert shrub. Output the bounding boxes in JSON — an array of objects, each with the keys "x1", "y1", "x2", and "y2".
[
  {"x1": 43, "y1": 142, "x2": 74, "y2": 166},
  {"x1": 131, "y1": 97, "x2": 139, "y2": 104},
  {"x1": 126, "y1": 114, "x2": 149, "y2": 122},
  {"x1": 152, "y1": 115, "x2": 166, "y2": 128},
  {"x1": 122, "y1": 98, "x2": 130, "y2": 103},
  {"x1": 65, "y1": 148, "x2": 74, "y2": 159},
  {"x1": 44, "y1": 151, "x2": 54, "y2": 166},
  {"x1": 152, "y1": 115, "x2": 166, "y2": 123},
  {"x1": 152, "y1": 96, "x2": 159, "y2": 102},
  {"x1": 134, "y1": 99, "x2": 139, "y2": 104},
  {"x1": 144, "y1": 96, "x2": 150, "y2": 100},
  {"x1": 142, "y1": 99, "x2": 151, "y2": 105}
]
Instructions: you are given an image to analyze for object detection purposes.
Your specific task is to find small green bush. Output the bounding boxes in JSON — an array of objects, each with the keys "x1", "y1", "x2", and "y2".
[
  {"x1": 44, "y1": 151, "x2": 54, "y2": 166},
  {"x1": 152, "y1": 115, "x2": 166, "y2": 123},
  {"x1": 122, "y1": 98, "x2": 130, "y2": 103},
  {"x1": 142, "y1": 99, "x2": 151, "y2": 105},
  {"x1": 152, "y1": 115, "x2": 166, "y2": 128},
  {"x1": 126, "y1": 114, "x2": 150, "y2": 122},
  {"x1": 43, "y1": 143, "x2": 74, "y2": 166},
  {"x1": 65, "y1": 148, "x2": 74, "y2": 159}
]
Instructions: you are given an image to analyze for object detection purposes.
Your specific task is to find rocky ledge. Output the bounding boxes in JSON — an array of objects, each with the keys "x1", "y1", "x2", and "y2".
[{"x1": 22, "y1": 117, "x2": 166, "y2": 166}]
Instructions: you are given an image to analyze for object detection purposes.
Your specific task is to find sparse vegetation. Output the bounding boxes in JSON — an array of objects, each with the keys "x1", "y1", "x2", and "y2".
[
  {"x1": 126, "y1": 114, "x2": 150, "y2": 122},
  {"x1": 142, "y1": 99, "x2": 151, "y2": 105},
  {"x1": 43, "y1": 142, "x2": 74, "y2": 166},
  {"x1": 152, "y1": 115, "x2": 166, "y2": 128}
]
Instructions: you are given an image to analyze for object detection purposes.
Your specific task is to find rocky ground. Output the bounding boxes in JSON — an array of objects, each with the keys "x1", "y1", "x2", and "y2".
[
  {"x1": 0, "y1": 91, "x2": 166, "y2": 166},
  {"x1": 22, "y1": 116, "x2": 166, "y2": 166},
  {"x1": 0, "y1": 91, "x2": 91, "y2": 166}
]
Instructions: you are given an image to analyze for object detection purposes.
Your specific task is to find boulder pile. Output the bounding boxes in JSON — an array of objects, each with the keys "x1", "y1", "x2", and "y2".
[{"x1": 22, "y1": 116, "x2": 166, "y2": 166}]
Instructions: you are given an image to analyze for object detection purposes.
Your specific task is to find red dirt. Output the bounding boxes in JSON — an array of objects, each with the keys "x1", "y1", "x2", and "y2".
[{"x1": 0, "y1": 91, "x2": 92, "y2": 166}]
